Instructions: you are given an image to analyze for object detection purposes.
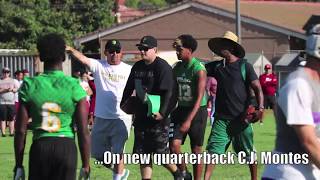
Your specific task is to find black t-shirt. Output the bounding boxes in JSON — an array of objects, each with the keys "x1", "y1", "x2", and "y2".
[
  {"x1": 121, "y1": 57, "x2": 178, "y2": 128},
  {"x1": 207, "y1": 59, "x2": 258, "y2": 120}
]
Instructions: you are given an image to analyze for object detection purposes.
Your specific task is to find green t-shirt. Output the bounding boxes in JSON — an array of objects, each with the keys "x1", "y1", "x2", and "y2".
[
  {"x1": 173, "y1": 57, "x2": 207, "y2": 107},
  {"x1": 19, "y1": 71, "x2": 87, "y2": 140}
]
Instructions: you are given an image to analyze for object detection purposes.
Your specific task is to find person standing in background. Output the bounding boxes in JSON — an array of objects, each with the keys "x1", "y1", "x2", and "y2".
[
  {"x1": 259, "y1": 64, "x2": 277, "y2": 110},
  {"x1": 0, "y1": 67, "x2": 19, "y2": 137},
  {"x1": 206, "y1": 76, "x2": 217, "y2": 125}
]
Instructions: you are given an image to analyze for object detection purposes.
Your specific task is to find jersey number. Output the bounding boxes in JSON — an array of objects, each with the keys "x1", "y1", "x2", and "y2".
[
  {"x1": 41, "y1": 102, "x2": 61, "y2": 132},
  {"x1": 178, "y1": 84, "x2": 192, "y2": 101}
]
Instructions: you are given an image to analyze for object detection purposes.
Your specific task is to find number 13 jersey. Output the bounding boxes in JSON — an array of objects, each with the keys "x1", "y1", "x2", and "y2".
[{"x1": 173, "y1": 57, "x2": 207, "y2": 107}]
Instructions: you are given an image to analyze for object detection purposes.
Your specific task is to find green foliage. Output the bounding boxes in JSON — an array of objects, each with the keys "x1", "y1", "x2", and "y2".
[
  {"x1": 0, "y1": 0, "x2": 114, "y2": 51},
  {"x1": 126, "y1": 0, "x2": 167, "y2": 9}
]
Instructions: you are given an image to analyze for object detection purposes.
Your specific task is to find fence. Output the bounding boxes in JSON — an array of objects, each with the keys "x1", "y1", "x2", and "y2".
[{"x1": 0, "y1": 55, "x2": 36, "y2": 77}]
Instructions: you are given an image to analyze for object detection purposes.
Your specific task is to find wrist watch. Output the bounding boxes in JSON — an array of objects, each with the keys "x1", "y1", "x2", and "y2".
[{"x1": 256, "y1": 106, "x2": 264, "y2": 111}]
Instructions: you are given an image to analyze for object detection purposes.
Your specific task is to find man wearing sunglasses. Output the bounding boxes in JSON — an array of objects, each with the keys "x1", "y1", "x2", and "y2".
[
  {"x1": 67, "y1": 39, "x2": 132, "y2": 180},
  {"x1": 0, "y1": 67, "x2": 20, "y2": 137},
  {"x1": 121, "y1": 36, "x2": 182, "y2": 180},
  {"x1": 170, "y1": 34, "x2": 208, "y2": 180}
]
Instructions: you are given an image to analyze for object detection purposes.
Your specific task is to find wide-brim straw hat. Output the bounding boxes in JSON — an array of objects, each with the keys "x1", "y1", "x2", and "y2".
[{"x1": 208, "y1": 31, "x2": 245, "y2": 58}]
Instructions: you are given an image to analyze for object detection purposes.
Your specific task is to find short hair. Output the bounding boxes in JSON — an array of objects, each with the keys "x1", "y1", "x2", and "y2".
[
  {"x1": 15, "y1": 70, "x2": 22, "y2": 75},
  {"x1": 177, "y1": 34, "x2": 198, "y2": 52},
  {"x1": 37, "y1": 33, "x2": 66, "y2": 63}
]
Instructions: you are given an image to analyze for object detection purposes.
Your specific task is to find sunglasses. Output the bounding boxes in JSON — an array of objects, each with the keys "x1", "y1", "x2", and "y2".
[
  {"x1": 138, "y1": 46, "x2": 150, "y2": 52},
  {"x1": 108, "y1": 49, "x2": 121, "y2": 54},
  {"x1": 3, "y1": 71, "x2": 10, "y2": 73}
]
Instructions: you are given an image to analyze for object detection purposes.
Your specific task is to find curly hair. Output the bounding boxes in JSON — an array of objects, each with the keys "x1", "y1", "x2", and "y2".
[{"x1": 37, "y1": 33, "x2": 66, "y2": 63}]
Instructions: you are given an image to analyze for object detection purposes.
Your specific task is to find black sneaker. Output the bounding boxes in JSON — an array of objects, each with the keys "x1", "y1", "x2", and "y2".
[
  {"x1": 9, "y1": 134, "x2": 14, "y2": 137},
  {"x1": 182, "y1": 171, "x2": 192, "y2": 180},
  {"x1": 2, "y1": 134, "x2": 6, "y2": 137},
  {"x1": 172, "y1": 169, "x2": 184, "y2": 180}
]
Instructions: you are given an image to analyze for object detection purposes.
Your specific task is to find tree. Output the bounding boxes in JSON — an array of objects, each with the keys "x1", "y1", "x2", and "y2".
[
  {"x1": 125, "y1": 0, "x2": 167, "y2": 9},
  {"x1": 0, "y1": 0, "x2": 114, "y2": 51}
]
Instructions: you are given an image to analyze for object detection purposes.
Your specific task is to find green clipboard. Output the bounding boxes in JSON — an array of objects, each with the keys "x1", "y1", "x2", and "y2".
[{"x1": 146, "y1": 93, "x2": 161, "y2": 117}]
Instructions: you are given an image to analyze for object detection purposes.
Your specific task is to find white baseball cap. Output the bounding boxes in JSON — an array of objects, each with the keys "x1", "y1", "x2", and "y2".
[{"x1": 306, "y1": 24, "x2": 320, "y2": 59}]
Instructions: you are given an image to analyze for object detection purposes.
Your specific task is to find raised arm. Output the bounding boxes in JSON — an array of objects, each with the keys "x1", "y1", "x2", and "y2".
[{"x1": 66, "y1": 46, "x2": 91, "y2": 66}]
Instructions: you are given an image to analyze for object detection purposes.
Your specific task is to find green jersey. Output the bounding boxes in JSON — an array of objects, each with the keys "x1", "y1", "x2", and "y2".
[
  {"x1": 173, "y1": 57, "x2": 207, "y2": 107},
  {"x1": 19, "y1": 71, "x2": 86, "y2": 140}
]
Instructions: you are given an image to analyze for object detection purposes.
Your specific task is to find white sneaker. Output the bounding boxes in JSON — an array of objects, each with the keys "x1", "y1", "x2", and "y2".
[{"x1": 120, "y1": 169, "x2": 129, "y2": 180}]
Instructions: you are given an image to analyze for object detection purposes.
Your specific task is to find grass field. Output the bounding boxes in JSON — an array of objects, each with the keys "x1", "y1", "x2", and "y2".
[{"x1": 0, "y1": 110, "x2": 276, "y2": 180}]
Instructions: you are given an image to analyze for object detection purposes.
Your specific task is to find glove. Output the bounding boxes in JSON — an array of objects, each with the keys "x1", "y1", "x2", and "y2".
[
  {"x1": 13, "y1": 166, "x2": 25, "y2": 180},
  {"x1": 242, "y1": 105, "x2": 263, "y2": 124},
  {"x1": 78, "y1": 168, "x2": 90, "y2": 180}
]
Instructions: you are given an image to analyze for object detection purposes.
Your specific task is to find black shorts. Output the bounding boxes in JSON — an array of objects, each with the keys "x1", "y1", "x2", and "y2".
[
  {"x1": 170, "y1": 106, "x2": 207, "y2": 146},
  {"x1": 133, "y1": 121, "x2": 170, "y2": 155},
  {"x1": 0, "y1": 104, "x2": 16, "y2": 121},
  {"x1": 29, "y1": 137, "x2": 77, "y2": 180},
  {"x1": 264, "y1": 95, "x2": 275, "y2": 109}
]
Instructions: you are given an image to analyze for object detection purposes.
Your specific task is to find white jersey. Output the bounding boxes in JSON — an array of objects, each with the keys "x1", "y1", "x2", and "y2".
[
  {"x1": 263, "y1": 68, "x2": 320, "y2": 179},
  {"x1": 89, "y1": 58, "x2": 132, "y2": 120},
  {"x1": 14, "y1": 79, "x2": 23, "y2": 102}
]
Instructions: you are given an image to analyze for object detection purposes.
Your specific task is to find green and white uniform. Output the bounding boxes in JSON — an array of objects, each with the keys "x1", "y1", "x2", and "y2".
[
  {"x1": 19, "y1": 71, "x2": 86, "y2": 140},
  {"x1": 171, "y1": 57, "x2": 208, "y2": 146},
  {"x1": 174, "y1": 57, "x2": 207, "y2": 107}
]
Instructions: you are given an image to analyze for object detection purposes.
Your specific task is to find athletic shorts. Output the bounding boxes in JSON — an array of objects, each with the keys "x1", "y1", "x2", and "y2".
[
  {"x1": 0, "y1": 104, "x2": 16, "y2": 121},
  {"x1": 206, "y1": 118, "x2": 255, "y2": 159},
  {"x1": 133, "y1": 121, "x2": 170, "y2": 154},
  {"x1": 91, "y1": 117, "x2": 132, "y2": 160},
  {"x1": 264, "y1": 95, "x2": 275, "y2": 109},
  {"x1": 29, "y1": 137, "x2": 77, "y2": 180},
  {"x1": 170, "y1": 106, "x2": 207, "y2": 146}
]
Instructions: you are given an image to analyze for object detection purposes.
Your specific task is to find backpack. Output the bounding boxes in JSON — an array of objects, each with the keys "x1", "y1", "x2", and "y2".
[{"x1": 205, "y1": 59, "x2": 248, "y2": 83}]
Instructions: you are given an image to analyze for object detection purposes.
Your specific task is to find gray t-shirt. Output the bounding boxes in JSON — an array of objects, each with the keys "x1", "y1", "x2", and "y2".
[
  {"x1": 0, "y1": 78, "x2": 19, "y2": 104},
  {"x1": 275, "y1": 68, "x2": 320, "y2": 153}
]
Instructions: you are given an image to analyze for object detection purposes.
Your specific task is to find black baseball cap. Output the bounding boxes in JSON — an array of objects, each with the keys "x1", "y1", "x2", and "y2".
[
  {"x1": 105, "y1": 39, "x2": 121, "y2": 51},
  {"x1": 136, "y1": 36, "x2": 157, "y2": 48},
  {"x1": 173, "y1": 34, "x2": 198, "y2": 52}
]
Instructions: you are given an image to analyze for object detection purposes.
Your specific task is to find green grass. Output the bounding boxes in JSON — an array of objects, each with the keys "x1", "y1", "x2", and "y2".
[{"x1": 0, "y1": 110, "x2": 276, "y2": 180}]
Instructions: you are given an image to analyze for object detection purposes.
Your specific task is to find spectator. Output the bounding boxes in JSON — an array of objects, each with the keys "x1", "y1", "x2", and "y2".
[
  {"x1": 259, "y1": 64, "x2": 277, "y2": 110},
  {"x1": 204, "y1": 31, "x2": 264, "y2": 180},
  {"x1": 206, "y1": 76, "x2": 217, "y2": 125},
  {"x1": 22, "y1": 69, "x2": 29, "y2": 77},
  {"x1": 120, "y1": 35, "x2": 182, "y2": 180},
  {"x1": 0, "y1": 67, "x2": 19, "y2": 137},
  {"x1": 14, "y1": 33, "x2": 90, "y2": 180},
  {"x1": 14, "y1": 70, "x2": 24, "y2": 112},
  {"x1": 170, "y1": 34, "x2": 207, "y2": 180},
  {"x1": 262, "y1": 23, "x2": 320, "y2": 180},
  {"x1": 87, "y1": 72, "x2": 96, "y2": 129},
  {"x1": 67, "y1": 39, "x2": 132, "y2": 180}
]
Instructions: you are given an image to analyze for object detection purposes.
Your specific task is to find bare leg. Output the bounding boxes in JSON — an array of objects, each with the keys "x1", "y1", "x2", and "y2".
[
  {"x1": 140, "y1": 163, "x2": 152, "y2": 179},
  {"x1": 1, "y1": 121, "x2": 6, "y2": 136},
  {"x1": 9, "y1": 120, "x2": 14, "y2": 135},
  {"x1": 204, "y1": 164, "x2": 215, "y2": 180},
  {"x1": 249, "y1": 163, "x2": 257, "y2": 180},
  {"x1": 114, "y1": 154, "x2": 124, "y2": 174},
  {"x1": 192, "y1": 146, "x2": 203, "y2": 180},
  {"x1": 170, "y1": 139, "x2": 186, "y2": 171}
]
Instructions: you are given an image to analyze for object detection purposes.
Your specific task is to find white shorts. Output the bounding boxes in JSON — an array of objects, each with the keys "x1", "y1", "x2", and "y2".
[{"x1": 91, "y1": 117, "x2": 132, "y2": 160}]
